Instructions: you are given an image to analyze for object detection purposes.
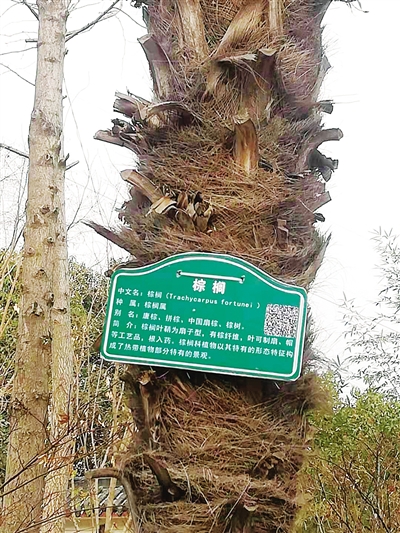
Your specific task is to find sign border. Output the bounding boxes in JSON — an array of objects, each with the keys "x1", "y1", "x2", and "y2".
[{"x1": 101, "y1": 252, "x2": 307, "y2": 381}]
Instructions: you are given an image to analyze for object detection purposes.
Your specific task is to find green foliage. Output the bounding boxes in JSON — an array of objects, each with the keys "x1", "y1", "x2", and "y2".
[
  {"x1": 297, "y1": 383, "x2": 400, "y2": 533},
  {"x1": 0, "y1": 253, "x2": 115, "y2": 485},
  {"x1": 0, "y1": 251, "x2": 21, "y2": 486},
  {"x1": 0, "y1": 251, "x2": 20, "y2": 380},
  {"x1": 343, "y1": 230, "x2": 400, "y2": 399},
  {"x1": 297, "y1": 231, "x2": 400, "y2": 531},
  {"x1": 69, "y1": 258, "x2": 109, "y2": 356},
  {"x1": 0, "y1": 409, "x2": 7, "y2": 480}
]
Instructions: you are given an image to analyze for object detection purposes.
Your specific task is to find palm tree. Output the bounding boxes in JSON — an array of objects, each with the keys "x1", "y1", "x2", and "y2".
[{"x1": 87, "y1": 1, "x2": 342, "y2": 531}]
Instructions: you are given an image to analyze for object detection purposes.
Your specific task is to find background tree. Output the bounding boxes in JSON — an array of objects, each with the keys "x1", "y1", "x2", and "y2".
[
  {"x1": 0, "y1": 250, "x2": 21, "y2": 489},
  {"x1": 0, "y1": 2, "x2": 123, "y2": 530},
  {"x1": 296, "y1": 229, "x2": 400, "y2": 532},
  {"x1": 0, "y1": 251, "x2": 125, "y2": 531},
  {"x1": 343, "y1": 230, "x2": 400, "y2": 399},
  {"x1": 2, "y1": 1, "x2": 74, "y2": 531},
  {"x1": 86, "y1": 1, "x2": 347, "y2": 531},
  {"x1": 296, "y1": 384, "x2": 400, "y2": 533}
]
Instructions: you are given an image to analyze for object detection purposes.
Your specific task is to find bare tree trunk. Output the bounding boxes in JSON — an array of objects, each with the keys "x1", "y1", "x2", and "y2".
[
  {"x1": 2, "y1": 1, "x2": 73, "y2": 532},
  {"x1": 39, "y1": 112, "x2": 74, "y2": 532}
]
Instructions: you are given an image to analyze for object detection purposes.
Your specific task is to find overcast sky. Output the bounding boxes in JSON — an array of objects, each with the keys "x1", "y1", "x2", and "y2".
[
  {"x1": 309, "y1": 0, "x2": 400, "y2": 361},
  {"x1": 1, "y1": 0, "x2": 399, "y2": 363}
]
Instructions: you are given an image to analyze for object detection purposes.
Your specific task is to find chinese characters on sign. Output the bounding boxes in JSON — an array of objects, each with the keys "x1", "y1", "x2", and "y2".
[
  {"x1": 192, "y1": 278, "x2": 226, "y2": 294},
  {"x1": 101, "y1": 253, "x2": 307, "y2": 381}
]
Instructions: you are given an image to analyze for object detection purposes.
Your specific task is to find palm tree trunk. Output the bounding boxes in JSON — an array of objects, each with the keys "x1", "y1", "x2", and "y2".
[{"x1": 88, "y1": 1, "x2": 341, "y2": 531}]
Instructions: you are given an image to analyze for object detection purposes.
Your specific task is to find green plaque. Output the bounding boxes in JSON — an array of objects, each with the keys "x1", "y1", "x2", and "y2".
[{"x1": 101, "y1": 252, "x2": 307, "y2": 381}]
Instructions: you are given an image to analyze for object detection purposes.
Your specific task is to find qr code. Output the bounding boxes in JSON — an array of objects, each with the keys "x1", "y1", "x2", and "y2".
[{"x1": 264, "y1": 304, "x2": 299, "y2": 337}]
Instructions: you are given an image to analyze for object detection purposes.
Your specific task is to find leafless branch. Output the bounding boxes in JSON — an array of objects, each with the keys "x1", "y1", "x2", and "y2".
[
  {"x1": 0, "y1": 143, "x2": 29, "y2": 159},
  {"x1": 115, "y1": 7, "x2": 147, "y2": 29},
  {"x1": 66, "y1": 0, "x2": 120, "y2": 42},
  {"x1": 343, "y1": 464, "x2": 391, "y2": 533},
  {"x1": 66, "y1": 160, "x2": 79, "y2": 171},
  {"x1": 0, "y1": 63, "x2": 35, "y2": 86},
  {"x1": 0, "y1": 45, "x2": 37, "y2": 56},
  {"x1": 318, "y1": 473, "x2": 354, "y2": 533},
  {"x1": 337, "y1": 0, "x2": 368, "y2": 12},
  {"x1": 0, "y1": 143, "x2": 78, "y2": 170},
  {"x1": 20, "y1": 0, "x2": 39, "y2": 20}
]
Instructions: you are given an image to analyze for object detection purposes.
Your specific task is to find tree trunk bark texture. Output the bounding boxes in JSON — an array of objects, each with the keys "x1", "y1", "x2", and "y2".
[
  {"x1": 2, "y1": 1, "x2": 74, "y2": 532},
  {"x1": 89, "y1": 1, "x2": 341, "y2": 531}
]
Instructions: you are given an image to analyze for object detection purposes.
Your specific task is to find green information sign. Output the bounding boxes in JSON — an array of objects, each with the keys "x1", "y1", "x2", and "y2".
[{"x1": 101, "y1": 252, "x2": 307, "y2": 381}]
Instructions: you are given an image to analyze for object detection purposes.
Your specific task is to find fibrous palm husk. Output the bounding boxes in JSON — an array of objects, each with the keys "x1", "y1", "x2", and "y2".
[{"x1": 87, "y1": 0, "x2": 341, "y2": 531}]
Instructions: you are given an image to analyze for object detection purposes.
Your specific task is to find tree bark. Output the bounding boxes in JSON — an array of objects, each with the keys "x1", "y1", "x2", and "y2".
[
  {"x1": 90, "y1": 0, "x2": 344, "y2": 530},
  {"x1": 2, "y1": 1, "x2": 73, "y2": 532}
]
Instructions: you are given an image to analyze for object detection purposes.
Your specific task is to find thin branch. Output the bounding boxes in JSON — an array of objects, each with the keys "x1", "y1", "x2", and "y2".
[
  {"x1": 85, "y1": 467, "x2": 121, "y2": 480},
  {"x1": 66, "y1": 160, "x2": 79, "y2": 171},
  {"x1": 114, "y1": 8, "x2": 147, "y2": 30},
  {"x1": 0, "y1": 63, "x2": 35, "y2": 86},
  {"x1": 65, "y1": 0, "x2": 120, "y2": 42},
  {"x1": 0, "y1": 143, "x2": 29, "y2": 159},
  {"x1": 318, "y1": 473, "x2": 353, "y2": 533},
  {"x1": 21, "y1": 0, "x2": 39, "y2": 20},
  {"x1": 0, "y1": 143, "x2": 78, "y2": 170},
  {"x1": 344, "y1": 465, "x2": 391, "y2": 533},
  {"x1": 320, "y1": 453, "x2": 392, "y2": 533},
  {"x1": 0, "y1": 431, "x2": 73, "y2": 497},
  {"x1": 0, "y1": 46, "x2": 37, "y2": 56},
  {"x1": 337, "y1": 0, "x2": 368, "y2": 12}
]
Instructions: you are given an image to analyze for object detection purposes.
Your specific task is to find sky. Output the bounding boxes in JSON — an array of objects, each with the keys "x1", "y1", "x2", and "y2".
[
  {"x1": 0, "y1": 0, "x2": 399, "y2": 365},
  {"x1": 309, "y1": 0, "x2": 400, "y2": 362}
]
